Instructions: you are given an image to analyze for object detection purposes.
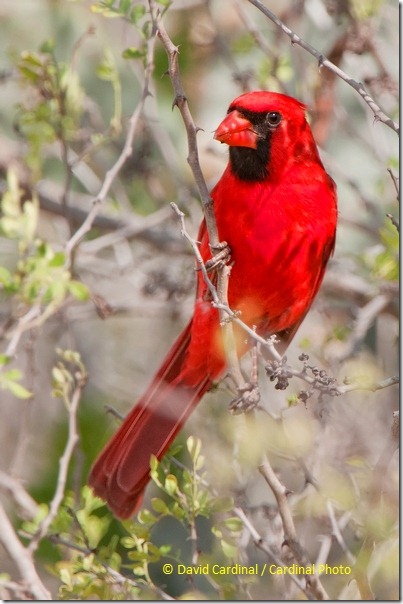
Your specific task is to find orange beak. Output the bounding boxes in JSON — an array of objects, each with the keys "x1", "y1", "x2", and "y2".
[{"x1": 214, "y1": 109, "x2": 258, "y2": 149}]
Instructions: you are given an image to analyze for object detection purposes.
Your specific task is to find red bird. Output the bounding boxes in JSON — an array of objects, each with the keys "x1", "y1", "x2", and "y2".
[{"x1": 89, "y1": 91, "x2": 337, "y2": 518}]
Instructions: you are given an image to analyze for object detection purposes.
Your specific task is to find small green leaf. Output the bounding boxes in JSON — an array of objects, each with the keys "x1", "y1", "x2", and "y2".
[
  {"x1": 149, "y1": 455, "x2": 158, "y2": 472},
  {"x1": 0, "y1": 355, "x2": 11, "y2": 366},
  {"x1": 130, "y1": 4, "x2": 146, "y2": 23},
  {"x1": 222, "y1": 517, "x2": 243, "y2": 533},
  {"x1": 119, "y1": 0, "x2": 132, "y2": 14},
  {"x1": 209, "y1": 496, "x2": 234, "y2": 513},
  {"x1": 52, "y1": 366, "x2": 67, "y2": 385},
  {"x1": 220, "y1": 538, "x2": 237, "y2": 558},
  {"x1": 164, "y1": 474, "x2": 178, "y2": 496},
  {"x1": 122, "y1": 47, "x2": 145, "y2": 60},
  {"x1": 90, "y1": 4, "x2": 121, "y2": 17},
  {"x1": 151, "y1": 497, "x2": 169, "y2": 514},
  {"x1": 68, "y1": 280, "x2": 90, "y2": 301},
  {"x1": 7, "y1": 380, "x2": 32, "y2": 399},
  {"x1": 48, "y1": 251, "x2": 66, "y2": 267},
  {"x1": 137, "y1": 508, "x2": 156, "y2": 524},
  {"x1": 40, "y1": 39, "x2": 55, "y2": 54},
  {"x1": 0, "y1": 267, "x2": 13, "y2": 287},
  {"x1": 187, "y1": 435, "x2": 201, "y2": 460},
  {"x1": 4, "y1": 368, "x2": 22, "y2": 381}
]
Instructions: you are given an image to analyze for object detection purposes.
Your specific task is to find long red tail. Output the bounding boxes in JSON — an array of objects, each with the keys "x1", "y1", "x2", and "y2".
[{"x1": 89, "y1": 320, "x2": 213, "y2": 519}]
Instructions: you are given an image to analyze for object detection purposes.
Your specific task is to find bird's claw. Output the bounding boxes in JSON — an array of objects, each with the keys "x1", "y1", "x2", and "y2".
[
  {"x1": 229, "y1": 385, "x2": 260, "y2": 414},
  {"x1": 206, "y1": 241, "x2": 231, "y2": 272}
]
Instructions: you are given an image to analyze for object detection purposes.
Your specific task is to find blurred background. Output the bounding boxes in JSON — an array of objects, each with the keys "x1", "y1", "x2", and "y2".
[{"x1": 0, "y1": 0, "x2": 398, "y2": 600}]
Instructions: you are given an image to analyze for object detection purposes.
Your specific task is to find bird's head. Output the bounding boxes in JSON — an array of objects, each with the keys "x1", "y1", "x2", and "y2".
[{"x1": 214, "y1": 91, "x2": 314, "y2": 181}]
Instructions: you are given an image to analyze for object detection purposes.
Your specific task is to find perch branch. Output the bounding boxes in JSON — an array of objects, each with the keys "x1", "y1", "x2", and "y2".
[{"x1": 156, "y1": 17, "x2": 220, "y2": 249}]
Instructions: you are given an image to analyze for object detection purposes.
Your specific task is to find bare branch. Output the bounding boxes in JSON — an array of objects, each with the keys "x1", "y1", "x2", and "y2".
[
  {"x1": 156, "y1": 15, "x2": 220, "y2": 249},
  {"x1": 28, "y1": 365, "x2": 87, "y2": 553},
  {"x1": 339, "y1": 374, "x2": 399, "y2": 394},
  {"x1": 0, "y1": 502, "x2": 51, "y2": 600},
  {"x1": 0, "y1": 471, "x2": 39, "y2": 520},
  {"x1": 387, "y1": 168, "x2": 399, "y2": 198},
  {"x1": 64, "y1": 10, "x2": 158, "y2": 267},
  {"x1": 336, "y1": 294, "x2": 390, "y2": 361},
  {"x1": 352, "y1": 415, "x2": 399, "y2": 598},
  {"x1": 246, "y1": 0, "x2": 399, "y2": 134},
  {"x1": 233, "y1": 506, "x2": 311, "y2": 598},
  {"x1": 258, "y1": 455, "x2": 330, "y2": 600},
  {"x1": 326, "y1": 501, "x2": 355, "y2": 564}
]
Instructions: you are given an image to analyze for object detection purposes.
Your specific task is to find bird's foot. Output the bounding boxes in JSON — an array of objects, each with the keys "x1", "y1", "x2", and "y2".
[
  {"x1": 229, "y1": 385, "x2": 260, "y2": 414},
  {"x1": 205, "y1": 241, "x2": 231, "y2": 272}
]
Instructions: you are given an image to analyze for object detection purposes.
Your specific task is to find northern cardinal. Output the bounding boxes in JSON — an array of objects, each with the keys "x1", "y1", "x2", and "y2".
[{"x1": 89, "y1": 91, "x2": 337, "y2": 518}]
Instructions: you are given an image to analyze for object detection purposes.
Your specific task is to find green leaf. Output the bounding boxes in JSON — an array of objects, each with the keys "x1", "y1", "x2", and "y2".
[
  {"x1": 68, "y1": 280, "x2": 90, "y2": 301},
  {"x1": 130, "y1": 4, "x2": 146, "y2": 23},
  {"x1": 0, "y1": 355, "x2": 11, "y2": 366},
  {"x1": 187, "y1": 435, "x2": 201, "y2": 461},
  {"x1": 0, "y1": 267, "x2": 14, "y2": 289},
  {"x1": 122, "y1": 47, "x2": 145, "y2": 60},
  {"x1": 222, "y1": 517, "x2": 243, "y2": 533},
  {"x1": 149, "y1": 455, "x2": 159, "y2": 473},
  {"x1": 3, "y1": 368, "x2": 23, "y2": 381},
  {"x1": 137, "y1": 508, "x2": 156, "y2": 524},
  {"x1": 119, "y1": 0, "x2": 132, "y2": 14},
  {"x1": 164, "y1": 474, "x2": 178, "y2": 496},
  {"x1": 90, "y1": 4, "x2": 121, "y2": 17},
  {"x1": 151, "y1": 497, "x2": 169, "y2": 514},
  {"x1": 7, "y1": 380, "x2": 32, "y2": 399},
  {"x1": 48, "y1": 251, "x2": 66, "y2": 267},
  {"x1": 209, "y1": 496, "x2": 234, "y2": 513},
  {"x1": 220, "y1": 538, "x2": 237, "y2": 558},
  {"x1": 52, "y1": 366, "x2": 68, "y2": 386},
  {"x1": 40, "y1": 39, "x2": 55, "y2": 54}
]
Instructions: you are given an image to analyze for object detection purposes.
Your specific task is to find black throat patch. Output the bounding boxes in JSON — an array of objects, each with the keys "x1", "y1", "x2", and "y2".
[
  {"x1": 228, "y1": 109, "x2": 274, "y2": 181},
  {"x1": 229, "y1": 138, "x2": 270, "y2": 182}
]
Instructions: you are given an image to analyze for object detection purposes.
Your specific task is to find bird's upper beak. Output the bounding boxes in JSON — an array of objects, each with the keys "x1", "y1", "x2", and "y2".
[{"x1": 214, "y1": 109, "x2": 258, "y2": 149}]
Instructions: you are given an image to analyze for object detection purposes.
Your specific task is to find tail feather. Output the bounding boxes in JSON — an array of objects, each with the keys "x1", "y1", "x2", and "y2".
[{"x1": 89, "y1": 320, "x2": 213, "y2": 519}]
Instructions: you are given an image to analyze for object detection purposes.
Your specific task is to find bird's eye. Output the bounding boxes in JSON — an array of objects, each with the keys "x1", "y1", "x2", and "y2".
[{"x1": 266, "y1": 112, "x2": 282, "y2": 127}]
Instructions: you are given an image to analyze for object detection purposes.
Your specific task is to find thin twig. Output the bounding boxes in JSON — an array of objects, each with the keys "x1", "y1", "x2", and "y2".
[
  {"x1": 386, "y1": 212, "x2": 399, "y2": 232},
  {"x1": 246, "y1": 0, "x2": 399, "y2": 134},
  {"x1": 326, "y1": 501, "x2": 356, "y2": 564},
  {"x1": 5, "y1": 304, "x2": 41, "y2": 359},
  {"x1": 0, "y1": 471, "x2": 39, "y2": 520},
  {"x1": 0, "y1": 502, "x2": 51, "y2": 600},
  {"x1": 64, "y1": 8, "x2": 158, "y2": 267},
  {"x1": 387, "y1": 168, "x2": 399, "y2": 198},
  {"x1": 339, "y1": 374, "x2": 399, "y2": 394},
  {"x1": 28, "y1": 368, "x2": 87, "y2": 553},
  {"x1": 258, "y1": 455, "x2": 330, "y2": 600},
  {"x1": 233, "y1": 506, "x2": 312, "y2": 598},
  {"x1": 336, "y1": 294, "x2": 390, "y2": 361},
  {"x1": 156, "y1": 16, "x2": 220, "y2": 249}
]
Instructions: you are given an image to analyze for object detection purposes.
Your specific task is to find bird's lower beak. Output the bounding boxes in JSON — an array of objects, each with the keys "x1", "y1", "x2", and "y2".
[{"x1": 214, "y1": 109, "x2": 258, "y2": 149}]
